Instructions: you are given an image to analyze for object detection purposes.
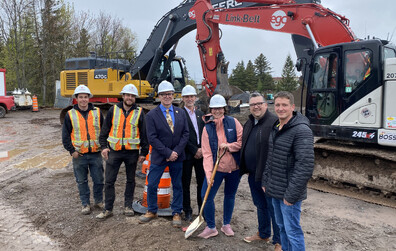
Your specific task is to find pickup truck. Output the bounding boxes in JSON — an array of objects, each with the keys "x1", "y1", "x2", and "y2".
[{"x1": 0, "y1": 95, "x2": 15, "y2": 118}]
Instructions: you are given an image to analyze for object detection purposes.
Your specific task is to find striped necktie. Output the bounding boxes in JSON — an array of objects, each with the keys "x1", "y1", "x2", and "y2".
[{"x1": 166, "y1": 108, "x2": 174, "y2": 133}]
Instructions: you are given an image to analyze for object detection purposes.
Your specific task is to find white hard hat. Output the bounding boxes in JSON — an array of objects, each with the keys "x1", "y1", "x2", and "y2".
[
  {"x1": 209, "y1": 94, "x2": 227, "y2": 108},
  {"x1": 73, "y1": 85, "x2": 93, "y2": 98},
  {"x1": 181, "y1": 85, "x2": 197, "y2": 96},
  {"x1": 157, "y1": 80, "x2": 175, "y2": 94},
  {"x1": 120, "y1": 84, "x2": 139, "y2": 97}
]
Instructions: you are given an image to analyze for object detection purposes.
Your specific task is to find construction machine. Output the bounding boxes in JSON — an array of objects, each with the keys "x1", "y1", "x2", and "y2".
[
  {"x1": 190, "y1": 0, "x2": 396, "y2": 199},
  {"x1": 59, "y1": 0, "x2": 272, "y2": 123}
]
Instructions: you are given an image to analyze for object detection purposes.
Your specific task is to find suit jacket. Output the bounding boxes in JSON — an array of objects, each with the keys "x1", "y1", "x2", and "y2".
[
  {"x1": 183, "y1": 107, "x2": 205, "y2": 160},
  {"x1": 146, "y1": 105, "x2": 189, "y2": 166}
]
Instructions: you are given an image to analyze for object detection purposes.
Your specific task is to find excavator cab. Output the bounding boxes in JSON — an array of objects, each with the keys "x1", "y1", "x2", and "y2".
[{"x1": 306, "y1": 39, "x2": 396, "y2": 146}]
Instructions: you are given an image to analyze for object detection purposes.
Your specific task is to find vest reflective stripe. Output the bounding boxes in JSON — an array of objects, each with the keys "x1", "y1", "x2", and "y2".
[
  {"x1": 68, "y1": 108, "x2": 101, "y2": 154},
  {"x1": 107, "y1": 105, "x2": 142, "y2": 151}
]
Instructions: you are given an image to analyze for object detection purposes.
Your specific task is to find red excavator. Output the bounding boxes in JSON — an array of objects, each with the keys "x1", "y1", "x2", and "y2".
[{"x1": 190, "y1": 0, "x2": 396, "y2": 200}]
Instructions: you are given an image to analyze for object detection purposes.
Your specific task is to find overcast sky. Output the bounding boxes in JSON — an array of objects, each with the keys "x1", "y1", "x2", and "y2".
[{"x1": 65, "y1": 0, "x2": 395, "y2": 81}]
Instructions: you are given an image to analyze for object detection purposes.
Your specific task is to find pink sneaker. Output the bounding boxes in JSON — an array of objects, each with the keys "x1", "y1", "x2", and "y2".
[
  {"x1": 198, "y1": 226, "x2": 218, "y2": 239},
  {"x1": 220, "y1": 224, "x2": 234, "y2": 237}
]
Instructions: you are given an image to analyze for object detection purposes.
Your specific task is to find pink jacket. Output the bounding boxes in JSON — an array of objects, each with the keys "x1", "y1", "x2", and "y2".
[{"x1": 201, "y1": 115, "x2": 243, "y2": 182}]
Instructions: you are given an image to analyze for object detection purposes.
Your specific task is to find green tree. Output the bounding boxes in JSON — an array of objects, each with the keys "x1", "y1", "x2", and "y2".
[
  {"x1": 245, "y1": 60, "x2": 257, "y2": 91},
  {"x1": 254, "y1": 53, "x2": 273, "y2": 91},
  {"x1": 74, "y1": 28, "x2": 90, "y2": 57},
  {"x1": 277, "y1": 54, "x2": 299, "y2": 92},
  {"x1": 229, "y1": 60, "x2": 246, "y2": 90}
]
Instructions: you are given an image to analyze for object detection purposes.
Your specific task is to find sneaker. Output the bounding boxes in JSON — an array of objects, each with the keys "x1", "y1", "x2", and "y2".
[
  {"x1": 244, "y1": 232, "x2": 270, "y2": 243},
  {"x1": 274, "y1": 243, "x2": 282, "y2": 251},
  {"x1": 124, "y1": 207, "x2": 135, "y2": 217},
  {"x1": 96, "y1": 210, "x2": 113, "y2": 220},
  {"x1": 94, "y1": 202, "x2": 104, "y2": 210},
  {"x1": 197, "y1": 226, "x2": 218, "y2": 239},
  {"x1": 138, "y1": 211, "x2": 157, "y2": 223},
  {"x1": 81, "y1": 205, "x2": 91, "y2": 215},
  {"x1": 220, "y1": 224, "x2": 234, "y2": 237},
  {"x1": 172, "y1": 213, "x2": 182, "y2": 228}
]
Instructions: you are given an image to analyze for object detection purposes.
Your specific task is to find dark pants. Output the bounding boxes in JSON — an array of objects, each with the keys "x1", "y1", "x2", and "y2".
[
  {"x1": 72, "y1": 152, "x2": 104, "y2": 206},
  {"x1": 182, "y1": 157, "x2": 205, "y2": 214},
  {"x1": 104, "y1": 149, "x2": 139, "y2": 211},
  {"x1": 248, "y1": 173, "x2": 280, "y2": 244},
  {"x1": 147, "y1": 161, "x2": 183, "y2": 215}
]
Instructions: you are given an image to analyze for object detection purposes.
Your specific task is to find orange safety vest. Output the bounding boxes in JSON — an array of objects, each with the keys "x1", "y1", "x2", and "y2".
[
  {"x1": 68, "y1": 108, "x2": 101, "y2": 154},
  {"x1": 107, "y1": 105, "x2": 142, "y2": 151}
]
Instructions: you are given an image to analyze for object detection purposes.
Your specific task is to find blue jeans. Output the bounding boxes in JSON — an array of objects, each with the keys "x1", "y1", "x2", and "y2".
[
  {"x1": 248, "y1": 173, "x2": 280, "y2": 244},
  {"x1": 201, "y1": 169, "x2": 240, "y2": 229},
  {"x1": 272, "y1": 198, "x2": 305, "y2": 251},
  {"x1": 147, "y1": 161, "x2": 183, "y2": 215},
  {"x1": 72, "y1": 152, "x2": 104, "y2": 206}
]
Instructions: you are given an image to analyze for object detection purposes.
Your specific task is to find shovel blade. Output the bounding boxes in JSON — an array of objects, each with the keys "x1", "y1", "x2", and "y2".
[{"x1": 184, "y1": 215, "x2": 204, "y2": 239}]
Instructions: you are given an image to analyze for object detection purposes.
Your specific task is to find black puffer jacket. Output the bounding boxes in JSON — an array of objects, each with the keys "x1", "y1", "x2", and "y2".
[{"x1": 262, "y1": 111, "x2": 314, "y2": 204}]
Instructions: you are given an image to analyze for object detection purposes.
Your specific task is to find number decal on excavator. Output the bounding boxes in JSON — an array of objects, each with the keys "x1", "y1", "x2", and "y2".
[
  {"x1": 352, "y1": 131, "x2": 375, "y2": 139},
  {"x1": 386, "y1": 73, "x2": 396, "y2": 79}
]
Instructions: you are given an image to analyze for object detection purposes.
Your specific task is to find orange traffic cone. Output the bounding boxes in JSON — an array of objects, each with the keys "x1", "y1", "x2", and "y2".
[
  {"x1": 32, "y1": 95, "x2": 39, "y2": 112},
  {"x1": 133, "y1": 146, "x2": 172, "y2": 216}
]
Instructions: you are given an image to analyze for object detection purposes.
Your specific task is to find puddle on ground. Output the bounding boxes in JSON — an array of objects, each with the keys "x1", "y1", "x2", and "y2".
[
  {"x1": 13, "y1": 152, "x2": 70, "y2": 170},
  {"x1": 0, "y1": 148, "x2": 27, "y2": 162}
]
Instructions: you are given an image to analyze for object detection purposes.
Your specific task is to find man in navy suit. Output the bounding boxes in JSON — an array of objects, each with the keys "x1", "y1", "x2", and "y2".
[
  {"x1": 181, "y1": 85, "x2": 205, "y2": 222},
  {"x1": 139, "y1": 80, "x2": 189, "y2": 228}
]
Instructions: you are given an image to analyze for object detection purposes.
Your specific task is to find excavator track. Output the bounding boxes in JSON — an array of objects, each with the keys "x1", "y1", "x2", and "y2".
[{"x1": 310, "y1": 139, "x2": 396, "y2": 208}]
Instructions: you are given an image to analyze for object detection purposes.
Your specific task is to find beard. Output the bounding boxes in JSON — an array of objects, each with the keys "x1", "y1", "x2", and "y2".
[{"x1": 123, "y1": 99, "x2": 133, "y2": 108}]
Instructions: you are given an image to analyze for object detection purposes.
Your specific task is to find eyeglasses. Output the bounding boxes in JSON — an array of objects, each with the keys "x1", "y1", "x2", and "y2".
[
  {"x1": 249, "y1": 102, "x2": 265, "y2": 107},
  {"x1": 159, "y1": 93, "x2": 174, "y2": 97}
]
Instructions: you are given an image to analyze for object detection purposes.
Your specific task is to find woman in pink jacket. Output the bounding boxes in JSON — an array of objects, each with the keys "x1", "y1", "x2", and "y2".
[{"x1": 198, "y1": 94, "x2": 243, "y2": 239}]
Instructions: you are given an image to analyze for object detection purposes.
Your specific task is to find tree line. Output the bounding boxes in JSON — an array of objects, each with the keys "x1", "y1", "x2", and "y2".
[
  {"x1": 0, "y1": 1, "x2": 299, "y2": 106},
  {"x1": 228, "y1": 53, "x2": 300, "y2": 94},
  {"x1": 0, "y1": 0, "x2": 137, "y2": 105}
]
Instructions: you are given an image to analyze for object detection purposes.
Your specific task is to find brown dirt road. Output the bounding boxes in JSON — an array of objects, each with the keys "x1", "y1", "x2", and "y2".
[{"x1": 0, "y1": 109, "x2": 395, "y2": 250}]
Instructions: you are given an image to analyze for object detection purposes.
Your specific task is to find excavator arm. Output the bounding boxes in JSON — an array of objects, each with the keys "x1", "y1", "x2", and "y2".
[
  {"x1": 130, "y1": 0, "x2": 266, "y2": 84},
  {"x1": 190, "y1": 0, "x2": 357, "y2": 96}
]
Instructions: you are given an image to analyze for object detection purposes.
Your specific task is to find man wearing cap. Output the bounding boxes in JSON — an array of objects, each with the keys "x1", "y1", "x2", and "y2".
[
  {"x1": 96, "y1": 84, "x2": 149, "y2": 220},
  {"x1": 62, "y1": 85, "x2": 104, "y2": 215},
  {"x1": 139, "y1": 80, "x2": 189, "y2": 228},
  {"x1": 181, "y1": 85, "x2": 205, "y2": 222}
]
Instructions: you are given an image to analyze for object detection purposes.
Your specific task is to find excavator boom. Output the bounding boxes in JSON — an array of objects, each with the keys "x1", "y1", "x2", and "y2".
[{"x1": 190, "y1": 0, "x2": 357, "y2": 95}]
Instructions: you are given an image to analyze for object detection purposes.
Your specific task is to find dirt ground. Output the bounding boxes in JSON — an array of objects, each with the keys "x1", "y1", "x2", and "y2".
[{"x1": 0, "y1": 109, "x2": 396, "y2": 251}]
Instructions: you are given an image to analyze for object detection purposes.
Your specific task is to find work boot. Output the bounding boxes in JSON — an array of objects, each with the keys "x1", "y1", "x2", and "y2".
[
  {"x1": 274, "y1": 243, "x2": 282, "y2": 251},
  {"x1": 172, "y1": 213, "x2": 182, "y2": 228},
  {"x1": 243, "y1": 232, "x2": 270, "y2": 243},
  {"x1": 220, "y1": 224, "x2": 234, "y2": 237},
  {"x1": 81, "y1": 205, "x2": 91, "y2": 215},
  {"x1": 197, "y1": 226, "x2": 218, "y2": 239},
  {"x1": 138, "y1": 211, "x2": 157, "y2": 223},
  {"x1": 183, "y1": 211, "x2": 192, "y2": 222},
  {"x1": 96, "y1": 210, "x2": 113, "y2": 220},
  {"x1": 94, "y1": 202, "x2": 104, "y2": 210},
  {"x1": 124, "y1": 207, "x2": 135, "y2": 217}
]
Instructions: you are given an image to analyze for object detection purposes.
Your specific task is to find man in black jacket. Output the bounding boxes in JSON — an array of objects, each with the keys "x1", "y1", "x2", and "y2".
[
  {"x1": 240, "y1": 92, "x2": 280, "y2": 250},
  {"x1": 262, "y1": 91, "x2": 314, "y2": 251},
  {"x1": 181, "y1": 85, "x2": 205, "y2": 222},
  {"x1": 62, "y1": 85, "x2": 104, "y2": 215},
  {"x1": 96, "y1": 84, "x2": 149, "y2": 220}
]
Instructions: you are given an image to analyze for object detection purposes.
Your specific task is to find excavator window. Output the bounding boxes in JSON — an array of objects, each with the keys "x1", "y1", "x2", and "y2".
[
  {"x1": 311, "y1": 53, "x2": 338, "y2": 90},
  {"x1": 344, "y1": 50, "x2": 372, "y2": 94},
  {"x1": 310, "y1": 53, "x2": 338, "y2": 119}
]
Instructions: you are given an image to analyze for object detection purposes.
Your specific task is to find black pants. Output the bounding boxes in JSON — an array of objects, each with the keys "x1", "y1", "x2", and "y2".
[
  {"x1": 182, "y1": 157, "x2": 205, "y2": 214},
  {"x1": 104, "y1": 149, "x2": 139, "y2": 211}
]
